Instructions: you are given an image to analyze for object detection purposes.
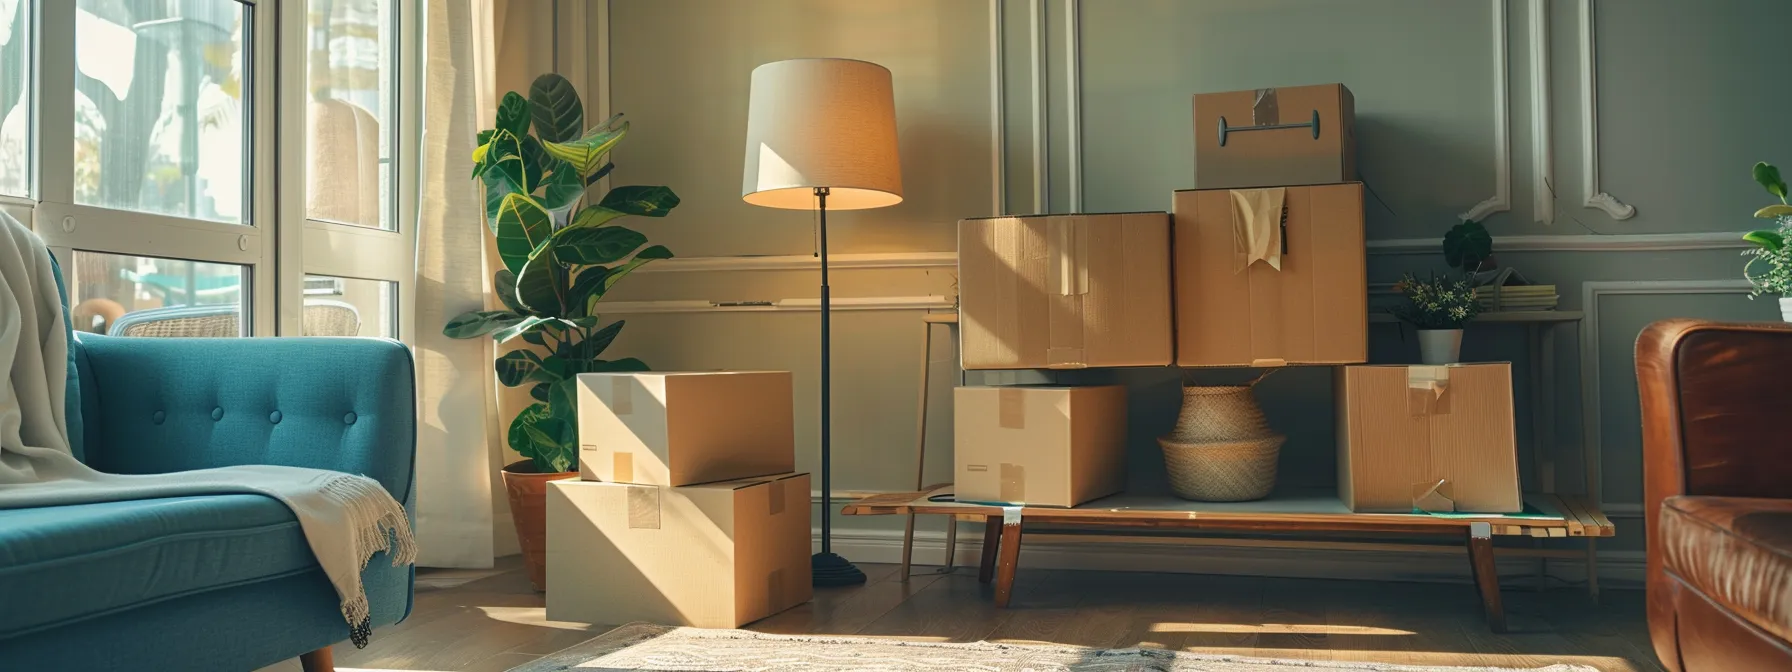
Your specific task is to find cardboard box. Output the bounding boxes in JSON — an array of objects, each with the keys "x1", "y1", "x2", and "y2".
[
  {"x1": 577, "y1": 371, "x2": 795, "y2": 486},
  {"x1": 1193, "y1": 83, "x2": 1356, "y2": 189},
  {"x1": 954, "y1": 385, "x2": 1127, "y2": 507},
  {"x1": 1172, "y1": 183, "x2": 1367, "y2": 368},
  {"x1": 958, "y1": 212, "x2": 1173, "y2": 370},
  {"x1": 1336, "y1": 364, "x2": 1521, "y2": 513},
  {"x1": 545, "y1": 473, "x2": 813, "y2": 628}
]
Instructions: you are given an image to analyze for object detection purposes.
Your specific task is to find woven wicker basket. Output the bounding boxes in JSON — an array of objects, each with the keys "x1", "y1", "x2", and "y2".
[{"x1": 1157, "y1": 384, "x2": 1285, "y2": 502}]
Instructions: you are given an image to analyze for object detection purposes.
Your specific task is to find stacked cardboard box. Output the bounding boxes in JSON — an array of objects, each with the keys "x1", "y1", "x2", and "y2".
[
  {"x1": 546, "y1": 371, "x2": 812, "y2": 628},
  {"x1": 953, "y1": 82, "x2": 1520, "y2": 514}
]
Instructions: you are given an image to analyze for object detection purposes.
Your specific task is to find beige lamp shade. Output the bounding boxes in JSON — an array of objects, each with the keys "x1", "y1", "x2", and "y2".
[{"x1": 742, "y1": 58, "x2": 903, "y2": 210}]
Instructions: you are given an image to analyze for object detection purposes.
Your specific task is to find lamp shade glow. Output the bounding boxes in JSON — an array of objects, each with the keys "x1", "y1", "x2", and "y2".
[{"x1": 742, "y1": 58, "x2": 903, "y2": 210}]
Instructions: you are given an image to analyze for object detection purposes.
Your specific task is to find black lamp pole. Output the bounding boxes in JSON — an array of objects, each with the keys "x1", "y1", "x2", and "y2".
[{"x1": 811, "y1": 186, "x2": 866, "y2": 586}]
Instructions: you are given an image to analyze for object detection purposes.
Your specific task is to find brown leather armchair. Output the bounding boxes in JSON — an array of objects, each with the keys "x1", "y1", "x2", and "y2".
[{"x1": 1637, "y1": 319, "x2": 1792, "y2": 671}]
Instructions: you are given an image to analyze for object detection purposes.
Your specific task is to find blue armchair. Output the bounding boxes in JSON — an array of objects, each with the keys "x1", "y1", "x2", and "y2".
[{"x1": 0, "y1": 272, "x2": 417, "y2": 670}]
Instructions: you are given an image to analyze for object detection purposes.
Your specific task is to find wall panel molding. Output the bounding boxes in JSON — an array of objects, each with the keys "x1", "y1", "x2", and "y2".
[
  {"x1": 1064, "y1": 0, "x2": 1083, "y2": 213},
  {"x1": 1579, "y1": 0, "x2": 1636, "y2": 220},
  {"x1": 1580, "y1": 279, "x2": 1750, "y2": 511},
  {"x1": 1029, "y1": 0, "x2": 1049, "y2": 213},
  {"x1": 989, "y1": 0, "x2": 1007, "y2": 216},
  {"x1": 1460, "y1": 0, "x2": 1512, "y2": 223},
  {"x1": 1529, "y1": 0, "x2": 1554, "y2": 226},
  {"x1": 1366, "y1": 231, "x2": 1746, "y2": 255}
]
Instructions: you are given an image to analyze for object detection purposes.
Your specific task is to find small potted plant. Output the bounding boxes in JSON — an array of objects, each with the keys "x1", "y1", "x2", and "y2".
[
  {"x1": 1744, "y1": 162, "x2": 1792, "y2": 321},
  {"x1": 1392, "y1": 272, "x2": 1481, "y2": 364}
]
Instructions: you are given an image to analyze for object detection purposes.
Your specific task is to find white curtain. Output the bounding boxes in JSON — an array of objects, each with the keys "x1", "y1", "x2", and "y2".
[{"x1": 412, "y1": 0, "x2": 500, "y2": 568}]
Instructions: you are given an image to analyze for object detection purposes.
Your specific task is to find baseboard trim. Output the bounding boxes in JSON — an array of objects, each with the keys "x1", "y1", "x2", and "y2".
[{"x1": 815, "y1": 527, "x2": 1643, "y2": 587}]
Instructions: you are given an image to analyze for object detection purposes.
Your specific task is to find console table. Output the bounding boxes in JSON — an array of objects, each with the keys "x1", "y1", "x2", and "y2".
[{"x1": 845, "y1": 486, "x2": 1615, "y2": 633}]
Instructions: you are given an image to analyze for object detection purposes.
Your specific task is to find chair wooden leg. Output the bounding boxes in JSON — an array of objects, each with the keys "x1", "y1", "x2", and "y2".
[
  {"x1": 977, "y1": 515, "x2": 1002, "y2": 584},
  {"x1": 299, "y1": 646, "x2": 334, "y2": 672},
  {"x1": 993, "y1": 519, "x2": 1024, "y2": 607},
  {"x1": 1466, "y1": 523, "x2": 1507, "y2": 633}
]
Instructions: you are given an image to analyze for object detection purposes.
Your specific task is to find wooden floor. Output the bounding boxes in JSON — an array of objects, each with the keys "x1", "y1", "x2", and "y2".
[{"x1": 262, "y1": 557, "x2": 1663, "y2": 671}]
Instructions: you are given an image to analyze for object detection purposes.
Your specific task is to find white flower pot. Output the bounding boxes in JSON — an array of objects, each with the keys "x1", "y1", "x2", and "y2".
[
  {"x1": 1417, "y1": 328, "x2": 1464, "y2": 365},
  {"x1": 1780, "y1": 297, "x2": 1792, "y2": 323}
]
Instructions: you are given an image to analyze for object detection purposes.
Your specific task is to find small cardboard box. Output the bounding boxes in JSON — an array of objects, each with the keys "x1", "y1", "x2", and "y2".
[
  {"x1": 954, "y1": 385, "x2": 1127, "y2": 507},
  {"x1": 1336, "y1": 364, "x2": 1521, "y2": 513},
  {"x1": 545, "y1": 473, "x2": 813, "y2": 628},
  {"x1": 958, "y1": 212, "x2": 1173, "y2": 370},
  {"x1": 1193, "y1": 83, "x2": 1356, "y2": 189},
  {"x1": 1172, "y1": 183, "x2": 1367, "y2": 368},
  {"x1": 577, "y1": 371, "x2": 795, "y2": 486}
]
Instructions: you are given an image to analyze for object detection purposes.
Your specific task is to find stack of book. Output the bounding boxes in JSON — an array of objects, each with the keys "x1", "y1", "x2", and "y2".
[{"x1": 1477, "y1": 284, "x2": 1558, "y2": 311}]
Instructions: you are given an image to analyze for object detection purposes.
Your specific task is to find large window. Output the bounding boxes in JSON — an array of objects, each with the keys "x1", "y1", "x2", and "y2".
[
  {"x1": 11, "y1": 0, "x2": 416, "y2": 341},
  {"x1": 74, "y1": 0, "x2": 247, "y2": 223}
]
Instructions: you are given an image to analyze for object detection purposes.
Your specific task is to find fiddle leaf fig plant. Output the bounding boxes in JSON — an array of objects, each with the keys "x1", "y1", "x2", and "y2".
[{"x1": 446, "y1": 72, "x2": 679, "y2": 474}]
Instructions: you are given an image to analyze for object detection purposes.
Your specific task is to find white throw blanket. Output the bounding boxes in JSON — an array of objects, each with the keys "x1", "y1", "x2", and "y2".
[{"x1": 0, "y1": 212, "x2": 415, "y2": 648}]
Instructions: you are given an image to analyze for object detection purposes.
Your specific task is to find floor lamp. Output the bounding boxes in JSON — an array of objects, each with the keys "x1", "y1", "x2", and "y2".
[{"x1": 742, "y1": 58, "x2": 903, "y2": 587}]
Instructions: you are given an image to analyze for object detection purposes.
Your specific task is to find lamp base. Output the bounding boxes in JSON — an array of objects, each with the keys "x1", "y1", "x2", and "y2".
[{"x1": 811, "y1": 551, "x2": 867, "y2": 587}]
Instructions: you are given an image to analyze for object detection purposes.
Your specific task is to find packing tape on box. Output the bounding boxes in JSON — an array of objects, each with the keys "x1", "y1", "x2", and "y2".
[
  {"x1": 612, "y1": 451, "x2": 635, "y2": 483},
  {"x1": 767, "y1": 477, "x2": 786, "y2": 516},
  {"x1": 1253, "y1": 87, "x2": 1280, "y2": 126},
  {"x1": 1411, "y1": 479, "x2": 1456, "y2": 513},
  {"x1": 999, "y1": 463, "x2": 1026, "y2": 504},
  {"x1": 1045, "y1": 216, "x2": 1090, "y2": 369},
  {"x1": 1406, "y1": 366, "x2": 1453, "y2": 416},
  {"x1": 611, "y1": 377, "x2": 633, "y2": 415},
  {"x1": 626, "y1": 485, "x2": 660, "y2": 529},
  {"x1": 1228, "y1": 188, "x2": 1285, "y2": 272},
  {"x1": 998, "y1": 388, "x2": 1026, "y2": 429}
]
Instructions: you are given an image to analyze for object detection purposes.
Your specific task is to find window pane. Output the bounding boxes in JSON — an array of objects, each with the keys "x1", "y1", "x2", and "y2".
[
  {"x1": 305, "y1": 0, "x2": 394, "y2": 230},
  {"x1": 0, "y1": 0, "x2": 29, "y2": 197},
  {"x1": 73, "y1": 0, "x2": 247, "y2": 224},
  {"x1": 303, "y1": 275, "x2": 395, "y2": 337},
  {"x1": 70, "y1": 251, "x2": 246, "y2": 337}
]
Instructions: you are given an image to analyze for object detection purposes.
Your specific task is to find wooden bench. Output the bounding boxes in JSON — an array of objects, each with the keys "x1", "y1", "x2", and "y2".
[{"x1": 843, "y1": 486, "x2": 1616, "y2": 633}]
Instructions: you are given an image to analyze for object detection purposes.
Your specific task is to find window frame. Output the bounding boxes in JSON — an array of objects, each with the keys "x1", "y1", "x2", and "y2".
[{"x1": 276, "y1": 0, "x2": 418, "y2": 341}]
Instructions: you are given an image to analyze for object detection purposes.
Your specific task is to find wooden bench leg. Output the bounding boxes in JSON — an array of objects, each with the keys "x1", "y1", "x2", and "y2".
[
  {"x1": 300, "y1": 647, "x2": 334, "y2": 672},
  {"x1": 1466, "y1": 523, "x2": 1507, "y2": 633},
  {"x1": 977, "y1": 515, "x2": 1001, "y2": 583},
  {"x1": 993, "y1": 518, "x2": 1023, "y2": 607}
]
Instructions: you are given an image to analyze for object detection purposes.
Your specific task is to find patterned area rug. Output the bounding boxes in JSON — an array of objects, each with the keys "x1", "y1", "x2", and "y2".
[{"x1": 513, "y1": 623, "x2": 1600, "y2": 671}]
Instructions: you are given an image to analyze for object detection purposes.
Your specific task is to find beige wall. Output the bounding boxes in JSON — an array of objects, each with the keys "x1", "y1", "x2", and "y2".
[{"x1": 514, "y1": 0, "x2": 1792, "y2": 574}]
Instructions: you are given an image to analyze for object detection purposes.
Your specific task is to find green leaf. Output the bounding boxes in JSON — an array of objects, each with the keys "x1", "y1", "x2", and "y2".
[
  {"x1": 592, "y1": 357, "x2": 649, "y2": 373},
  {"x1": 515, "y1": 248, "x2": 564, "y2": 315},
  {"x1": 602, "y1": 245, "x2": 673, "y2": 293},
  {"x1": 471, "y1": 129, "x2": 494, "y2": 176},
  {"x1": 1744, "y1": 229, "x2": 1785, "y2": 252},
  {"x1": 494, "y1": 193, "x2": 554, "y2": 274},
  {"x1": 583, "y1": 320, "x2": 626, "y2": 356},
  {"x1": 586, "y1": 162, "x2": 614, "y2": 186},
  {"x1": 507, "y1": 402, "x2": 554, "y2": 459},
  {"x1": 546, "y1": 378, "x2": 581, "y2": 426},
  {"x1": 538, "y1": 158, "x2": 587, "y2": 212},
  {"x1": 492, "y1": 270, "x2": 526, "y2": 313},
  {"x1": 483, "y1": 130, "x2": 531, "y2": 195},
  {"x1": 561, "y1": 205, "x2": 628, "y2": 233},
  {"x1": 553, "y1": 226, "x2": 647, "y2": 265},
  {"x1": 493, "y1": 315, "x2": 551, "y2": 343},
  {"x1": 529, "y1": 73, "x2": 585, "y2": 144},
  {"x1": 443, "y1": 310, "x2": 523, "y2": 339},
  {"x1": 482, "y1": 176, "x2": 509, "y2": 235},
  {"x1": 1755, "y1": 204, "x2": 1792, "y2": 219},
  {"x1": 520, "y1": 330, "x2": 547, "y2": 347},
  {"x1": 1441, "y1": 220, "x2": 1492, "y2": 273},
  {"x1": 529, "y1": 383, "x2": 551, "y2": 403},
  {"x1": 1756, "y1": 162, "x2": 1789, "y2": 202},
  {"x1": 568, "y1": 267, "x2": 610, "y2": 317},
  {"x1": 496, "y1": 92, "x2": 530, "y2": 139},
  {"x1": 495, "y1": 350, "x2": 547, "y2": 387},
  {"x1": 542, "y1": 120, "x2": 629, "y2": 178},
  {"x1": 598, "y1": 185, "x2": 681, "y2": 217}
]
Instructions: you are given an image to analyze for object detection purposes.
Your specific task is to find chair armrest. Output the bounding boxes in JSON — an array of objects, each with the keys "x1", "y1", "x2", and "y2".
[{"x1": 74, "y1": 335, "x2": 416, "y2": 503}]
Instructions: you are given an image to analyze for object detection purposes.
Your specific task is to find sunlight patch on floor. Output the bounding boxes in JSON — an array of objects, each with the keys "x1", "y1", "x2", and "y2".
[
  {"x1": 1150, "y1": 622, "x2": 1415, "y2": 635},
  {"x1": 476, "y1": 605, "x2": 595, "y2": 631}
]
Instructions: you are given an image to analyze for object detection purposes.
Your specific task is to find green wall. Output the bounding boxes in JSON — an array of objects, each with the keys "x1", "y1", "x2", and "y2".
[{"x1": 595, "y1": 0, "x2": 1792, "y2": 562}]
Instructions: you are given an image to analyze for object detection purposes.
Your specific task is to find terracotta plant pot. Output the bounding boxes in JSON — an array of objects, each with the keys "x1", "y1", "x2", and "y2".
[{"x1": 501, "y1": 460, "x2": 576, "y2": 592}]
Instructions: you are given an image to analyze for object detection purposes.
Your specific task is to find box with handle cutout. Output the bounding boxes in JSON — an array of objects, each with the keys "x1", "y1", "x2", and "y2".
[{"x1": 1193, "y1": 83, "x2": 1356, "y2": 189}]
